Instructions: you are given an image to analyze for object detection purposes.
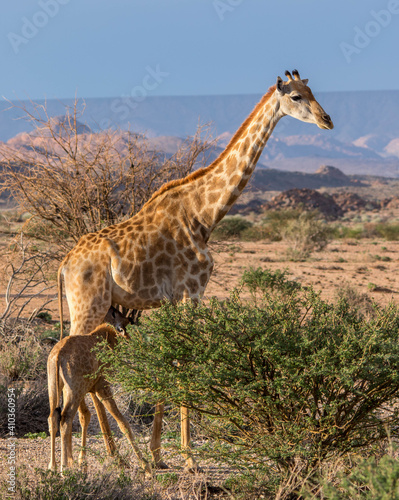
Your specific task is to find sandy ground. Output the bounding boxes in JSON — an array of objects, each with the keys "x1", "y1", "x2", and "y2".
[
  {"x1": 1, "y1": 238, "x2": 398, "y2": 321},
  {"x1": 208, "y1": 239, "x2": 399, "y2": 306}
]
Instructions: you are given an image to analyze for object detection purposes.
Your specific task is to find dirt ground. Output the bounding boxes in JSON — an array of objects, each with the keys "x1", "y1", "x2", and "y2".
[
  {"x1": 1, "y1": 238, "x2": 398, "y2": 320},
  {"x1": 208, "y1": 239, "x2": 399, "y2": 306},
  {"x1": 1, "y1": 236, "x2": 399, "y2": 497}
]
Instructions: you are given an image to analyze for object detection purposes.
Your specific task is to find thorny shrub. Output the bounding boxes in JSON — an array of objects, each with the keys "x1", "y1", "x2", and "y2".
[{"x1": 100, "y1": 268, "x2": 399, "y2": 496}]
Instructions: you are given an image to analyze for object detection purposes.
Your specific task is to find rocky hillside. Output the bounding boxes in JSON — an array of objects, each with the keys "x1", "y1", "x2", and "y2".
[{"x1": 261, "y1": 188, "x2": 396, "y2": 220}]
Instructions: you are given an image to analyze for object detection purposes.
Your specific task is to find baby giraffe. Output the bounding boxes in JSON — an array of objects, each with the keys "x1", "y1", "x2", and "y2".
[{"x1": 47, "y1": 310, "x2": 150, "y2": 473}]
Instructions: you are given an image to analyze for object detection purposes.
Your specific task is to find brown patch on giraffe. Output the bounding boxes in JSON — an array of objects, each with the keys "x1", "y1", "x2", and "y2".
[
  {"x1": 165, "y1": 241, "x2": 175, "y2": 255},
  {"x1": 240, "y1": 137, "x2": 251, "y2": 155},
  {"x1": 198, "y1": 254, "x2": 210, "y2": 266},
  {"x1": 82, "y1": 268, "x2": 94, "y2": 284},
  {"x1": 207, "y1": 192, "x2": 219, "y2": 205},
  {"x1": 135, "y1": 246, "x2": 147, "y2": 263},
  {"x1": 226, "y1": 155, "x2": 237, "y2": 171},
  {"x1": 229, "y1": 174, "x2": 241, "y2": 186},
  {"x1": 155, "y1": 253, "x2": 171, "y2": 268},
  {"x1": 142, "y1": 261, "x2": 154, "y2": 276},
  {"x1": 199, "y1": 272, "x2": 209, "y2": 287},
  {"x1": 175, "y1": 234, "x2": 187, "y2": 250},
  {"x1": 148, "y1": 241, "x2": 163, "y2": 260},
  {"x1": 140, "y1": 288, "x2": 151, "y2": 300},
  {"x1": 175, "y1": 265, "x2": 186, "y2": 281},
  {"x1": 184, "y1": 248, "x2": 196, "y2": 261},
  {"x1": 250, "y1": 123, "x2": 259, "y2": 134},
  {"x1": 142, "y1": 269, "x2": 155, "y2": 288},
  {"x1": 209, "y1": 176, "x2": 226, "y2": 192},
  {"x1": 125, "y1": 251, "x2": 135, "y2": 262},
  {"x1": 190, "y1": 263, "x2": 200, "y2": 275},
  {"x1": 186, "y1": 278, "x2": 199, "y2": 295}
]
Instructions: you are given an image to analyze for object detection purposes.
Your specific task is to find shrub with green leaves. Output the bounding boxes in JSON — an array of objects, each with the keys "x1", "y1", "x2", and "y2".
[
  {"x1": 314, "y1": 451, "x2": 399, "y2": 499},
  {"x1": 375, "y1": 223, "x2": 399, "y2": 241},
  {"x1": 100, "y1": 268, "x2": 399, "y2": 483},
  {"x1": 211, "y1": 215, "x2": 253, "y2": 240},
  {"x1": 260, "y1": 208, "x2": 305, "y2": 241},
  {"x1": 282, "y1": 211, "x2": 333, "y2": 260}
]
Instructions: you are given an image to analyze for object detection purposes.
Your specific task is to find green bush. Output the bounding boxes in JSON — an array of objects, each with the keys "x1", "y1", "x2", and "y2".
[
  {"x1": 101, "y1": 268, "x2": 399, "y2": 492},
  {"x1": 240, "y1": 224, "x2": 275, "y2": 241},
  {"x1": 375, "y1": 223, "x2": 399, "y2": 241},
  {"x1": 282, "y1": 211, "x2": 333, "y2": 260},
  {"x1": 241, "y1": 266, "x2": 300, "y2": 294},
  {"x1": 314, "y1": 451, "x2": 399, "y2": 499},
  {"x1": 211, "y1": 216, "x2": 253, "y2": 240},
  {"x1": 331, "y1": 222, "x2": 399, "y2": 242}
]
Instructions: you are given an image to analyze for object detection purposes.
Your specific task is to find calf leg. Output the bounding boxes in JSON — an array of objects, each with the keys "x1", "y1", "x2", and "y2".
[
  {"x1": 77, "y1": 398, "x2": 91, "y2": 469},
  {"x1": 95, "y1": 384, "x2": 151, "y2": 473},
  {"x1": 60, "y1": 396, "x2": 80, "y2": 473},
  {"x1": 90, "y1": 392, "x2": 130, "y2": 468},
  {"x1": 48, "y1": 407, "x2": 61, "y2": 471},
  {"x1": 47, "y1": 358, "x2": 63, "y2": 471},
  {"x1": 90, "y1": 392, "x2": 117, "y2": 456}
]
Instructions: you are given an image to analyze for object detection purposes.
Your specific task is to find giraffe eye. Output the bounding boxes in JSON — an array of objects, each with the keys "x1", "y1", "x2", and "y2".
[{"x1": 291, "y1": 95, "x2": 302, "y2": 102}]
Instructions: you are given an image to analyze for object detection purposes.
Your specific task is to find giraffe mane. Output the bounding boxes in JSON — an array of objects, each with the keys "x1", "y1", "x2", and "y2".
[{"x1": 142, "y1": 84, "x2": 277, "y2": 209}]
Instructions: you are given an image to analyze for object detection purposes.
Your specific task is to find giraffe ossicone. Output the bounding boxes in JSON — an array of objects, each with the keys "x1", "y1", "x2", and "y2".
[{"x1": 57, "y1": 70, "x2": 333, "y2": 469}]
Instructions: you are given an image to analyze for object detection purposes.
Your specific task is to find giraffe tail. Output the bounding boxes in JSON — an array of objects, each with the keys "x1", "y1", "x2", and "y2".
[
  {"x1": 58, "y1": 264, "x2": 64, "y2": 340},
  {"x1": 48, "y1": 350, "x2": 62, "y2": 432}
]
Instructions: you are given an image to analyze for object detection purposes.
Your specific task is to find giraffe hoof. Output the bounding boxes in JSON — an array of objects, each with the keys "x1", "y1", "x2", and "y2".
[{"x1": 152, "y1": 460, "x2": 169, "y2": 470}]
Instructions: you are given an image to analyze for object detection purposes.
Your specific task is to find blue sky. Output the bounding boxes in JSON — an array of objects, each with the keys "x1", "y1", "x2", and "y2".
[{"x1": 1, "y1": 0, "x2": 398, "y2": 100}]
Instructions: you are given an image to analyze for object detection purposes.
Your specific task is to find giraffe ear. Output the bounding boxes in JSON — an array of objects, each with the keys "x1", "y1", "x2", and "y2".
[
  {"x1": 276, "y1": 76, "x2": 284, "y2": 94},
  {"x1": 302, "y1": 78, "x2": 309, "y2": 85}
]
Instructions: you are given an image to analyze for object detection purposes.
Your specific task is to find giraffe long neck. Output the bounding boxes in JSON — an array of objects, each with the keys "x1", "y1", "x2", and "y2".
[{"x1": 187, "y1": 87, "x2": 283, "y2": 231}]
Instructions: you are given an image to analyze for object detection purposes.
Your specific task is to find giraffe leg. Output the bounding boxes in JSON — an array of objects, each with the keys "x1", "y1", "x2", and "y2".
[
  {"x1": 150, "y1": 402, "x2": 169, "y2": 469},
  {"x1": 95, "y1": 384, "x2": 151, "y2": 474},
  {"x1": 89, "y1": 392, "x2": 130, "y2": 468},
  {"x1": 77, "y1": 398, "x2": 91, "y2": 469},
  {"x1": 89, "y1": 393, "x2": 117, "y2": 456},
  {"x1": 48, "y1": 407, "x2": 61, "y2": 471},
  {"x1": 60, "y1": 397, "x2": 81, "y2": 473},
  {"x1": 181, "y1": 406, "x2": 200, "y2": 473},
  {"x1": 47, "y1": 364, "x2": 62, "y2": 471}
]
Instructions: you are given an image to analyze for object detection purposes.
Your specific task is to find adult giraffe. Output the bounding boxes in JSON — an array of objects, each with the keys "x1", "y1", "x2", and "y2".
[{"x1": 58, "y1": 70, "x2": 333, "y2": 470}]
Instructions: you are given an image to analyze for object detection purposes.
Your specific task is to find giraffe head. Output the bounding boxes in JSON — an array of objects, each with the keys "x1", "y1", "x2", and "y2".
[{"x1": 276, "y1": 70, "x2": 333, "y2": 130}]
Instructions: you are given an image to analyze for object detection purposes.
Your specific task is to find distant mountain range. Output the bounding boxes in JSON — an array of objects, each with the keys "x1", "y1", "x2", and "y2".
[{"x1": 1, "y1": 90, "x2": 398, "y2": 177}]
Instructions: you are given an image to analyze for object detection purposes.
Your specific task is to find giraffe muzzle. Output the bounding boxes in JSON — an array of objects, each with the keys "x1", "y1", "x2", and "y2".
[{"x1": 319, "y1": 113, "x2": 334, "y2": 130}]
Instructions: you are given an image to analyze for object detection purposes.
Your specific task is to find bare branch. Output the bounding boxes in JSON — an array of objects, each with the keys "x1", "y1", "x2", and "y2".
[
  {"x1": 0, "y1": 233, "x2": 56, "y2": 333},
  {"x1": 0, "y1": 99, "x2": 215, "y2": 252}
]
